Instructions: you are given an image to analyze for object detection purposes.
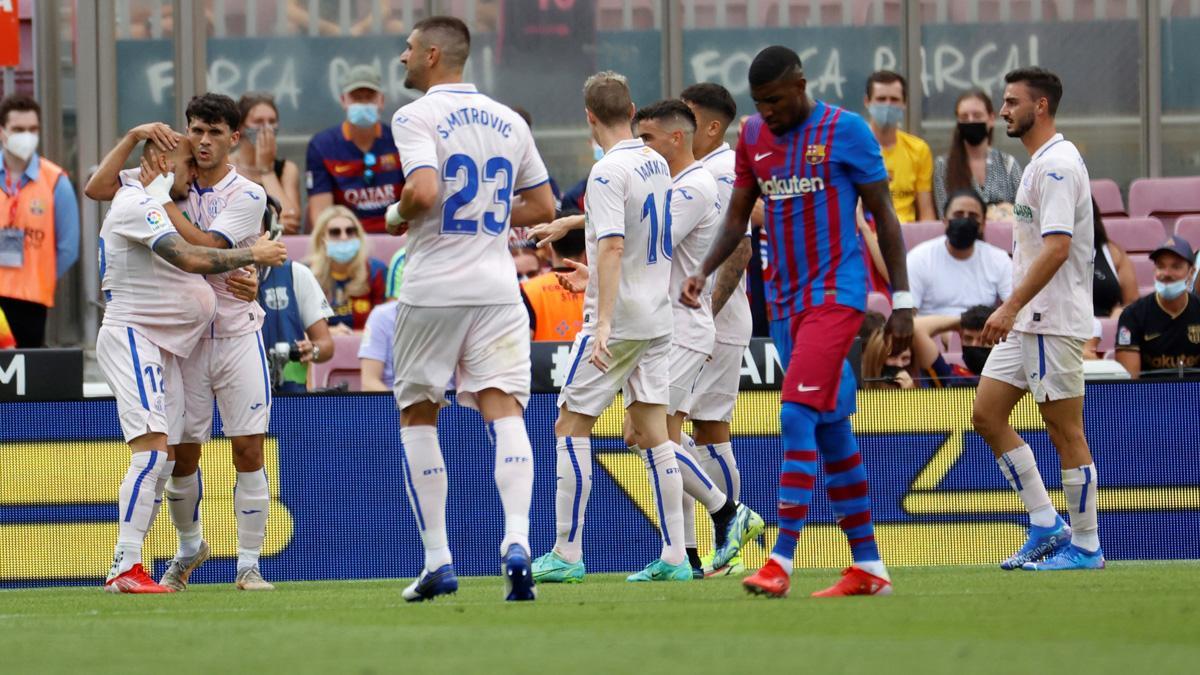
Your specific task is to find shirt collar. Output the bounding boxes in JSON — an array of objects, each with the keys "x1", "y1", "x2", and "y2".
[
  {"x1": 341, "y1": 121, "x2": 383, "y2": 141},
  {"x1": 1032, "y1": 133, "x2": 1065, "y2": 160},
  {"x1": 608, "y1": 138, "x2": 644, "y2": 154},
  {"x1": 192, "y1": 164, "x2": 239, "y2": 194},
  {"x1": 701, "y1": 143, "x2": 732, "y2": 163},
  {"x1": 427, "y1": 82, "x2": 479, "y2": 95},
  {"x1": 1, "y1": 152, "x2": 39, "y2": 187}
]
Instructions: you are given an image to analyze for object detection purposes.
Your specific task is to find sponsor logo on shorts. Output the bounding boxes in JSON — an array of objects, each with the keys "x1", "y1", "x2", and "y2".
[{"x1": 250, "y1": 403, "x2": 264, "y2": 410}]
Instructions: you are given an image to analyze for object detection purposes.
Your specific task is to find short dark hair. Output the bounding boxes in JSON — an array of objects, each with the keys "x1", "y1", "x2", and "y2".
[
  {"x1": 0, "y1": 94, "x2": 40, "y2": 128},
  {"x1": 1004, "y1": 67, "x2": 1063, "y2": 116},
  {"x1": 748, "y1": 46, "x2": 802, "y2": 88},
  {"x1": 237, "y1": 92, "x2": 279, "y2": 127},
  {"x1": 960, "y1": 305, "x2": 993, "y2": 331},
  {"x1": 943, "y1": 188, "x2": 986, "y2": 218},
  {"x1": 866, "y1": 70, "x2": 907, "y2": 101},
  {"x1": 633, "y1": 99, "x2": 697, "y2": 133},
  {"x1": 413, "y1": 16, "x2": 471, "y2": 69},
  {"x1": 552, "y1": 225, "x2": 586, "y2": 260},
  {"x1": 186, "y1": 93, "x2": 241, "y2": 131},
  {"x1": 680, "y1": 82, "x2": 737, "y2": 124},
  {"x1": 583, "y1": 71, "x2": 633, "y2": 127}
]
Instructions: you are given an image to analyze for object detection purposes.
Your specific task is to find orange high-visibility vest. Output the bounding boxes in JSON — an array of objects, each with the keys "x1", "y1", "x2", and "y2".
[
  {"x1": 523, "y1": 271, "x2": 584, "y2": 342},
  {"x1": 0, "y1": 157, "x2": 65, "y2": 307}
]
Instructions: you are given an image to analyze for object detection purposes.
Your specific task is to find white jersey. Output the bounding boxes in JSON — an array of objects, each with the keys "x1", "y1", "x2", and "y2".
[
  {"x1": 99, "y1": 183, "x2": 216, "y2": 358},
  {"x1": 183, "y1": 167, "x2": 268, "y2": 338},
  {"x1": 700, "y1": 143, "x2": 753, "y2": 347},
  {"x1": 668, "y1": 161, "x2": 720, "y2": 355},
  {"x1": 391, "y1": 82, "x2": 550, "y2": 307},
  {"x1": 1012, "y1": 133, "x2": 1094, "y2": 340},
  {"x1": 583, "y1": 138, "x2": 674, "y2": 341}
]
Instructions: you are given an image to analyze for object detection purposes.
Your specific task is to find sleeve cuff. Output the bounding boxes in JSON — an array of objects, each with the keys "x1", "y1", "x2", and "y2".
[
  {"x1": 403, "y1": 164, "x2": 437, "y2": 178},
  {"x1": 210, "y1": 230, "x2": 237, "y2": 248},
  {"x1": 514, "y1": 177, "x2": 550, "y2": 194},
  {"x1": 149, "y1": 231, "x2": 177, "y2": 250},
  {"x1": 1041, "y1": 229, "x2": 1073, "y2": 237},
  {"x1": 597, "y1": 233, "x2": 625, "y2": 240}
]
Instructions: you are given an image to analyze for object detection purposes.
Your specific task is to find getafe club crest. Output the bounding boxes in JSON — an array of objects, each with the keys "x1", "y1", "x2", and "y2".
[{"x1": 805, "y1": 144, "x2": 827, "y2": 165}]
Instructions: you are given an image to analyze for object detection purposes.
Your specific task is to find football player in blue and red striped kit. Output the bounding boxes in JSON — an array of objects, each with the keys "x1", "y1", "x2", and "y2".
[{"x1": 682, "y1": 46, "x2": 914, "y2": 598}]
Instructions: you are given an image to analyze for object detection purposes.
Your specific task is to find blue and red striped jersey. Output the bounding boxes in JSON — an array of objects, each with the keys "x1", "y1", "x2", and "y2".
[
  {"x1": 734, "y1": 101, "x2": 887, "y2": 319},
  {"x1": 305, "y1": 122, "x2": 404, "y2": 233}
]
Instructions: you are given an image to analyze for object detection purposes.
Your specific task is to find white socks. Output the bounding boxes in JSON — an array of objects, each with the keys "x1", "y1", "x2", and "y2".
[
  {"x1": 492, "y1": 417, "x2": 533, "y2": 556},
  {"x1": 643, "y1": 442, "x2": 686, "y2": 566},
  {"x1": 235, "y1": 469, "x2": 269, "y2": 570},
  {"x1": 401, "y1": 425, "x2": 451, "y2": 571},
  {"x1": 673, "y1": 441, "x2": 727, "y2": 513},
  {"x1": 148, "y1": 459, "x2": 174, "y2": 528},
  {"x1": 167, "y1": 470, "x2": 204, "y2": 558},
  {"x1": 112, "y1": 450, "x2": 167, "y2": 576},
  {"x1": 553, "y1": 436, "x2": 591, "y2": 564},
  {"x1": 696, "y1": 439, "x2": 740, "y2": 503},
  {"x1": 997, "y1": 445, "x2": 1058, "y2": 528},
  {"x1": 682, "y1": 493, "x2": 697, "y2": 549},
  {"x1": 1062, "y1": 464, "x2": 1100, "y2": 551}
]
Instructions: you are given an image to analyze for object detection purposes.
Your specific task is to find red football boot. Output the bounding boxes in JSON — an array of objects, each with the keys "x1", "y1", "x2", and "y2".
[
  {"x1": 104, "y1": 563, "x2": 175, "y2": 594},
  {"x1": 742, "y1": 558, "x2": 790, "y2": 598},
  {"x1": 811, "y1": 566, "x2": 892, "y2": 597}
]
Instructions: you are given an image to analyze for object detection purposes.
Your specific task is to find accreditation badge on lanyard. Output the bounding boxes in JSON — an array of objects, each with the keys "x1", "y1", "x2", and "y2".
[{"x1": 0, "y1": 178, "x2": 25, "y2": 268}]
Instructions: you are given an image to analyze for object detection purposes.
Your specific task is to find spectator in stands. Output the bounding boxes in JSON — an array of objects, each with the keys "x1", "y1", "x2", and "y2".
[
  {"x1": 359, "y1": 300, "x2": 398, "y2": 392},
  {"x1": 907, "y1": 189, "x2": 1011, "y2": 316},
  {"x1": 257, "y1": 198, "x2": 335, "y2": 392},
  {"x1": 864, "y1": 71, "x2": 934, "y2": 223},
  {"x1": 933, "y1": 89, "x2": 1023, "y2": 221},
  {"x1": 512, "y1": 245, "x2": 543, "y2": 282},
  {"x1": 1115, "y1": 236, "x2": 1200, "y2": 378},
  {"x1": 861, "y1": 307, "x2": 990, "y2": 388},
  {"x1": 0, "y1": 94, "x2": 80, "y2": 348},
  {"x1": 307, "y1": 206, "x2": 387, "y2": 333},
  {"x1": 522, "y1": 225, "x2": 585, "y2": 342},
  {"x1": 1092, "y1": 199, "x2": 1138, "y2": 317},
  {"x1": 305, "y1": 64, "x2": 404, "y2": 233},
  {"x1": 234, "y1": 93, "x2": 303, "y2": 233}
]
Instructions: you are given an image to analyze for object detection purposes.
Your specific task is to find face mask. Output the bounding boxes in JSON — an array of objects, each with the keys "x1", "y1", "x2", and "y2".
[
  {"x1": 868, "y1": 104, "x2": 904, "y2": 129},
  {"x1": 1155, "y1": 279, "x2": 1189, "y2": 301},
  {"x1": 3, "y1": 132, "x2": 38, "y2": 161},
  {"x1": 326, "y1": 238, "x2": 361, "y2": 263},
  {"x1": 592, "y1": 142, "x2": 604, "y2": 162},
  {"x1": 347, "y1": 103, "x2": 379, "y2": 128},
  {"x1": 945, "y1": 217, "x2": 980, "y2": 251},
  {"x1": 961, "y1": 345, "x2": 991, "y2": 376},
  {"x1": 958, "y1": 121, "x2": 989, "y2": 146}
]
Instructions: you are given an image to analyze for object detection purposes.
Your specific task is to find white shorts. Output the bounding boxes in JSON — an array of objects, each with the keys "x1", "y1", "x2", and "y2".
[
  {"x1": 688, "y1": 341, "x2": 745, "y2": 423},
  {"x1": 97, "y1": 325, "x2": 184, "y2": 444},
  {"x1": 668, "y1": 344, "x2": 709, "y2": 416},
  {"x1": 392, "y1": 303, "x2": 531, "y2": 412},
  {"x1": 557, "y1": 334, "x2": 671, "y2": 417},
  {"x1": 179, "y1": 332, "x2": 272, "y2": 443},
  {"x1": 981, "y1": 330, "x2": 1085, "y2": 403}
]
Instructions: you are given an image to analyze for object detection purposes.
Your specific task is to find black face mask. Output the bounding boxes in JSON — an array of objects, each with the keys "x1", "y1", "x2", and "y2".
[
  {"x1": 962, "y1": 345, "x2": 991, "y2": 375},
  {"x1": 958, "y1": 121, "x2": 989, "y2": 146},
  {"x1": 946, "y1": 217, "x2": 980, "y2": 251}
]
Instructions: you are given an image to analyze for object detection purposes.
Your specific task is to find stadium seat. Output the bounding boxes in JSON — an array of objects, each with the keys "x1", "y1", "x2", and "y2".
[
  {"x1": 1097, "y1": 316, "x2": 1119, "y2": 354},
  {"x1": 1091, "y1": 178, "x2": 1127, "y2": 217},
  {"x1": 867, "y1": 291, "x2": 891, "y2": 317},
  {"x1": 1128, "y1": 176, "x2": 1200, "y2": 230},
  {"x1": 1102, "y1": 217, "x2": 1167, "y2": 253},
  {"x1": 310, "y1": 333, "x2": 364, "y2": 391},
  {"x1": 366, "y1": 234, "x2": 406, "y2": 265},
  {"x1": 1129, "y1": 253, "x2": 1156, "y2": 289},
  {"x1": 983, "y1": 220, "x2": 1012, "y2": 253},
  {"x1": 282, "y1": 234, "x2": 310, "y2": 263},
  {"x1": 901, "y1": 220, "x2": 945, "y2": 251},
  {"x1": 1174, "y1": 216, "x2": 1200, "y2": 251}
]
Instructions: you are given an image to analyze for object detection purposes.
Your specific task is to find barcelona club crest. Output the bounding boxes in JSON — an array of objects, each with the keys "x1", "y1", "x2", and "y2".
[
  {"x1": 1188, "y1": 324, "x2": 1200, "y2": 344},
  {"x1": 805, "y1": 144, "x2": 827, "y2": 165}
]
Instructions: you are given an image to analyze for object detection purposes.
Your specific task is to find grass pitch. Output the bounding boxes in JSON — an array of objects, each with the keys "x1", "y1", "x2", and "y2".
[{"x1": 2, "y1": 562, "x2": 1198, "y2": 674}]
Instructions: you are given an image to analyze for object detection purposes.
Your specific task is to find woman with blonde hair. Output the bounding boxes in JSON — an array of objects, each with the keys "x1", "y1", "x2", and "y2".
[{"x1": 307, "y1": 205, "x2": 387, "y2": 332}]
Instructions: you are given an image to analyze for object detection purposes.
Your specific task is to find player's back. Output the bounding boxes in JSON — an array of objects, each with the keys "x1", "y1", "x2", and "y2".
[
  {"x1": 583, "y1": 138, "x2": 673, "y2": 340},
  {"x1": 183, "y1": 168, "x2": 267, "y2": 337},
  {"x1": 1012, "y1": 134, "x2": 1094, "y2": 340},
  {"x1": 391, "y1": 84, "x2": 550, "y2": 307},
  {"x1": 100, "y1": 184, "x2": 216, "y2": 357},
  {"x1": 668, "y1": 161, "x2": 720, "y2": 352}
]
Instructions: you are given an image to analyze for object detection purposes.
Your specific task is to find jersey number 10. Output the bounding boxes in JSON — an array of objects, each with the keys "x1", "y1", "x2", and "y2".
[
  {"x1": 441, "y1": 153, "x2": 514, "y2": 236},
  {"x1": 642, "y1": 188, "x2": 673, "y2": 264}
]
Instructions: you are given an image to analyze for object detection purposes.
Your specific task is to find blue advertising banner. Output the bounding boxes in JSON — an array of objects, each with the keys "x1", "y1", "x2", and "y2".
[{"x1": 1, "y1": 384, "x2": 1197, "y2": 588}]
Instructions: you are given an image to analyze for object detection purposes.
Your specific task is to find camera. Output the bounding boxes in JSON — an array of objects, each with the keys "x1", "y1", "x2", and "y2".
[{"x1": 267, "y1": 340, "x2": 305, "y2": 391}]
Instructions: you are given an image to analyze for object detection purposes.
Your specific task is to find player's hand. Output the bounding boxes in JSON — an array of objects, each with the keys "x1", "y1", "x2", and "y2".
[
  {"x1": 139, "y1": 153, "x2": 175, "y2": 205},
  {"x1": 680, "y1": 274, "x2": 706, "y2": 309},
  {"x1": 227, "y1": 266, "x2": 259, "y2": 302},
  {"x1": 255, "y1": 125, "x2": 277, "y2": 172},
  {"x1": 981, "y1": 303, "x2": 1018, "y2": 346},
  {"x1": 250, "y1": 233, "x2": 288, "y2": 267},
  {"x1": 129, "y1": 122, "x2": 177, "y2": 151},
  {"x1": 529, "y1": 216, "x2": 575, "y2": 250},
  {"x1": 555, "y1": 257, "x2": 589, "y2": 293},
  {"x1": 295, "y1": 338, "x2": 316, "y2": 363},
  {"x1": 884, "y1": 307, "x2": 914, "y2": 356},
  {"x1": 589, "y1": 323, "x2": 613, "y2": 373},
  {"x1": 385, "y1": 202, "x2": 408, "y2": 236}
]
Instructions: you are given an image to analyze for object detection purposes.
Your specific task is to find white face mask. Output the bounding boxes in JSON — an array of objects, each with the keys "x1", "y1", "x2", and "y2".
[{"x1": 3, "y1": 132, "x2": 39, "y2": 162}]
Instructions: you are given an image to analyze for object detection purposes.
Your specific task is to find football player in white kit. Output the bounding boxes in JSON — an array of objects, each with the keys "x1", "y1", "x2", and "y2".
[
  {"x1": 972, "y1": 67, "x2": 1105, "y2": 571},
  {"x1": 626, "y1": 99, "x2": 762, "y2": 579},
  {"x1": 99, "y1": 140, "x2": 286, "y2": 593},
  {"x1": 386, "y1": 17, "x2": 556, "y2": 602}
]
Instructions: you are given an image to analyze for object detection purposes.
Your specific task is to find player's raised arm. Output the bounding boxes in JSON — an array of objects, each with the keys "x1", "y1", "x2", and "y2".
[
  {"x1": 85, "y1": 123, "x2": 178, "y2": 201},
  {"x1": 858, "y1": 178, "x2": 913, "y2": 354},
  {"x1": 682, "y1": 184, "x2": 758, "y2": 308},
  {"x1": 530, "y1": 213, "x2": 585, "y2": 248}
]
